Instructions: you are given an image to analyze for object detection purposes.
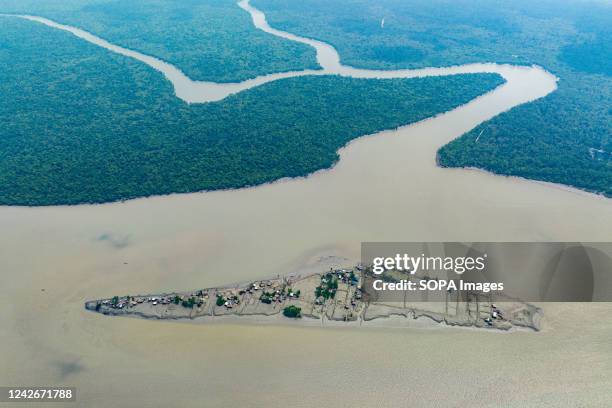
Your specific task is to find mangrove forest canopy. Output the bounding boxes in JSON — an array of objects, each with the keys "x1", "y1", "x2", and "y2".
[
  {"x1": 0, "y1": 0, "x2": 610, "y2": 204},
  {"x1": 257, "y1": 0, "x2": 612, "y2": 196},
  {"x1": 0, "y1": 17, "x2": 503, "y2": 205}
]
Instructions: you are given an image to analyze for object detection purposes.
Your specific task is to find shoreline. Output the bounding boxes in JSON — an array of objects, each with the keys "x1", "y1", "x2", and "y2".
[
  {"x1": 94, "y1": 309, "x2": 538, "y2": 334},
  {"x1": 436, "y1": 158, "x2": 611, "y2": 201}
]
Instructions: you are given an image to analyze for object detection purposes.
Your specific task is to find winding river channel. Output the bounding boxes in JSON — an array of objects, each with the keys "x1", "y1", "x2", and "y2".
[
  {"x1": 2, "y1": 1, "x2": 612, "y2": 407},
  {"x1": 12, "y1": 0, "x2": 556, "y2": 104}
]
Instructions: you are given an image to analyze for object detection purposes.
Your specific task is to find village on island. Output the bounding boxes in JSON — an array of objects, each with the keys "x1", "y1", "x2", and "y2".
[{"x1": 86, "y1": 265, "x2": 541, "y2": 331}]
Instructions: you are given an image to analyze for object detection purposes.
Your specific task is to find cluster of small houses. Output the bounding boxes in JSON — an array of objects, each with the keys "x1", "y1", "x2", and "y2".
[
  {"x1": 218, "y1": 293, "x2": 240, "y2": 309},
  {"x1": 102, "y1": 291, "x2": 212, "y2": 310},
  {"x1": 101, "y1": 295, "x2": 145, "y2": 309},
  {"x1": 101, "y1": 268, "x2": 365, "y2": 313},
  {"x1": 246, "y1": 279, "x2": 300, "y2": 305},
  {"x1": 314, "y1": 268, "x2": 362, "y2": 306},
  {"x1": 483, "y1": 304, "x2": 504, "y2": 326},
  {"x1": 191, "y1": 279, "x2": 299, "y2": 309}
]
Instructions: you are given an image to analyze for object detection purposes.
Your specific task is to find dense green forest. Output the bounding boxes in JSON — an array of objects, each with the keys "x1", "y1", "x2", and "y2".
[
  {"x1": 0, "y1": 19, "x2": 503, "y2": 205},
  {"x1": 0, "y1": 0, "x2": 318, "y2": 82},
  {"x1": 256, "y1": 0, "x2": 612, "y2": 196}
]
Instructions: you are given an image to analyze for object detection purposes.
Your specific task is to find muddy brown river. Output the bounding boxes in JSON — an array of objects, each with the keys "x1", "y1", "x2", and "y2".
[{"x1": 1, "y1": 1, "x2": 611, "y2": 407}]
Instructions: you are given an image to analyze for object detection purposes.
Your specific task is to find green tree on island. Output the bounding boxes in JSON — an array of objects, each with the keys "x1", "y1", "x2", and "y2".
[{"x1": 283, "y1": 305, "x2": 302, "y2": 318}]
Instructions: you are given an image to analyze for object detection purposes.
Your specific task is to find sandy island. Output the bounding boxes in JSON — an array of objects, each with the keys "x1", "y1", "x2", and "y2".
[{"x1": 86, "y1": 265, "x2": 541, "y2": 332}]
